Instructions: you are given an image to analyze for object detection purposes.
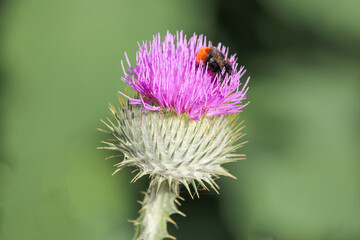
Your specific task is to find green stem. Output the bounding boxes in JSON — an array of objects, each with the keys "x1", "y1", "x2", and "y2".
[{"x1": 133, "y1": 182, "x2": 179, "y2": 240}]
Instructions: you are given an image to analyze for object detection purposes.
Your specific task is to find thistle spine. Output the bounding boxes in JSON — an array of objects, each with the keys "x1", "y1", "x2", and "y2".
[
  {"x1": 133, "y1": 182, "x2": 181, "y2": 240},
  {"x1": 99, "y1": 98, "x2": 247, "y2": 240}
]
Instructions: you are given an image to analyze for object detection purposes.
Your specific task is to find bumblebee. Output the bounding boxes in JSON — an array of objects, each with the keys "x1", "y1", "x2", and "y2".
[{"x1": 196, "y1": 46, "x2": 232, "y2": 80}]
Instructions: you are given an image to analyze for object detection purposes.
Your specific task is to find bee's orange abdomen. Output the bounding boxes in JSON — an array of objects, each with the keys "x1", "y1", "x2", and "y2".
[{"x1": 196, "y1": 47, "x2": 210, "y2": 64}]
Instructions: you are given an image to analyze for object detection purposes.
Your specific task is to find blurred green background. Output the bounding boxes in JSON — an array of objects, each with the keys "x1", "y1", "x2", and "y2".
[{"x1": 0, "y1": 0, "x2": 359, "y2": 239}]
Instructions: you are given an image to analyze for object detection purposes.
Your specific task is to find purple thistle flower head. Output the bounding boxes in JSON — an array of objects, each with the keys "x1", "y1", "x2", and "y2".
[{"x1": 120, "y1": 31, "x2": 250, "y2": 121}]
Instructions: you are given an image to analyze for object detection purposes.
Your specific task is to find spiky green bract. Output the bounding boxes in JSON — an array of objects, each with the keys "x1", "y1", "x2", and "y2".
[
  {"x1": 99, "y1": 97, "x2": 246, "y2": 240},
  {"x1": 133, "y1": 182, "x2": 180, "y2": 240},
  {"x1": 99, "y1": 98, "x2": 246, "y2": 197}
]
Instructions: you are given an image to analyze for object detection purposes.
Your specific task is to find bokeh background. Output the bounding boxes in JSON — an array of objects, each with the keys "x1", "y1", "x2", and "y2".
[{"x1": 1, "y1": 0, "x2": 359, "y2": 239}]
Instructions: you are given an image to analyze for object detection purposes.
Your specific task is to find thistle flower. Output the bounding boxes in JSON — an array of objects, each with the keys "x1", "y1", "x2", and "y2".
[
  {"x1": 99, "y1": 31, "x2": 250, "y2": 240},
  {"x1": 120, "y1": 31, "x2": 249, "y2": 121}
]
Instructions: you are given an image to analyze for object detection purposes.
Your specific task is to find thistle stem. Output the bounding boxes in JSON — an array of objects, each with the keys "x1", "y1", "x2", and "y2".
[{"x1": 133, "y1": 182, "x2": 179, "y2": 240}]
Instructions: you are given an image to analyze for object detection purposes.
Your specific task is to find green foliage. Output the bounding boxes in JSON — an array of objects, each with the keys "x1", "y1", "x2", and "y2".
[
  {"x1": 223, "y1": 51, "x2": 360, "y2": 240},
  {"x1": 259, "y1": 0, "x2": 360, "y2": 43}
]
